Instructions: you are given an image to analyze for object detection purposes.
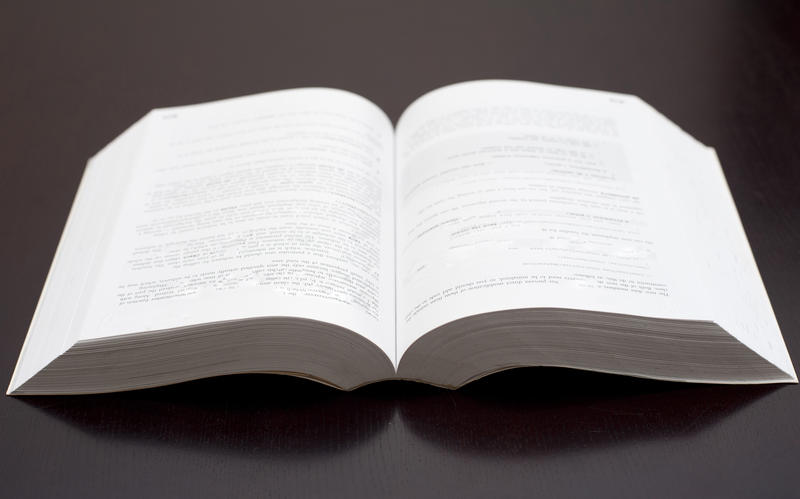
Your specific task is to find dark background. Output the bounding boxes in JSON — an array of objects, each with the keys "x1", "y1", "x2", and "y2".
[{"x1": 1, "y1": 1, "x2": 799, "y2": 497}]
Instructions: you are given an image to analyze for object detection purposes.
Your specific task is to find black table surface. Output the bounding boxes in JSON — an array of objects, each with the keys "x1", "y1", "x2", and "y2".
[{"x1": 2, "y1": 1, "x2": 799, "y2": 497}]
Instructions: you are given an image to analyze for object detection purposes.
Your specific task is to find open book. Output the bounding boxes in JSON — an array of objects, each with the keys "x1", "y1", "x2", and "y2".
[{"x1": 8, "y1": 80, "x2": 796, "y2": 395}]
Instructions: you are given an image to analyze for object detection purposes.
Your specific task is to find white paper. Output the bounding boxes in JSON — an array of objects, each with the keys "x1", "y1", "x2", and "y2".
[
  {"x1": 75, "y1": 89, "x2": 397, "y2": 359},
  {"x1": 394, "y1": 81, "x2": 717, "y2": 357}
]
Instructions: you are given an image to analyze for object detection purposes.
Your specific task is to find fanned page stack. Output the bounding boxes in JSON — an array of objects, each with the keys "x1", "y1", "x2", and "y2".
[{"x1": 8, "y1": 80, "x2": 796, "y2": 395}]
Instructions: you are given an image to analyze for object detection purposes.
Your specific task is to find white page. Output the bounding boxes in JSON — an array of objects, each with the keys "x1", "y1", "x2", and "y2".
[
  {"x1": 8, "y1": 116, "x2": 150, "y2": 393},
  {"x1": 394, "y1": 81, "x2": 714, "y2": 356},
  {"x1": 642, "y1": 106, "x2": 796, "y2": 379},
  {"x1": 73, "y1": 88, "x2": 397, "y2": 359}
]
